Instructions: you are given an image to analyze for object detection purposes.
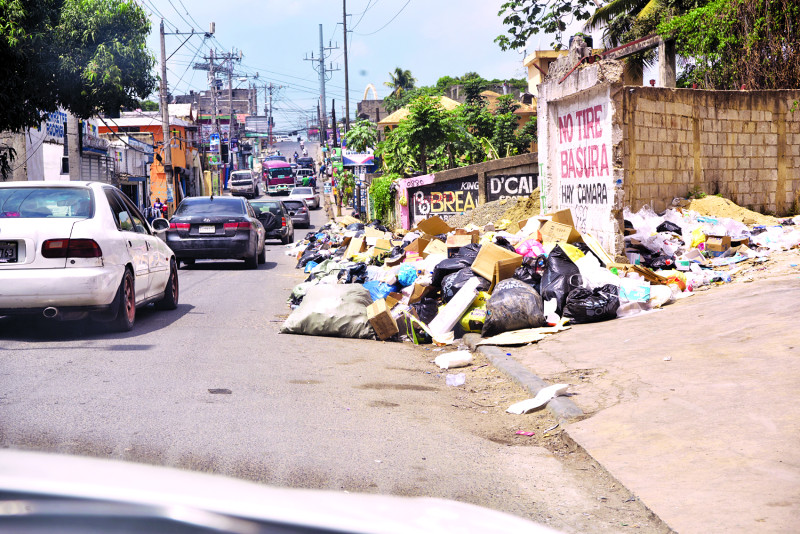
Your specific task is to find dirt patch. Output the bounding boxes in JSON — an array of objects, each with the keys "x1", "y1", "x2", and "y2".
[
  {"x1": 500, "y1": 189, "x2": 542, "y2": 225},
  {"x1": 411, "y1": 346, "x2": 671, "y2": 533},
  {"x1": 687, "y1": 195, "x2": 782, "y2": 225}
]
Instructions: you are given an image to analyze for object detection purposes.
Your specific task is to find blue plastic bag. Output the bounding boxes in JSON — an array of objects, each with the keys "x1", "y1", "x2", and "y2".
[
  {"x1": 363, "y1": 281, "x2": 398, "y2": 301},
  {"x1": 397, "y1": 264, "x2": 418, "y2": 287}
]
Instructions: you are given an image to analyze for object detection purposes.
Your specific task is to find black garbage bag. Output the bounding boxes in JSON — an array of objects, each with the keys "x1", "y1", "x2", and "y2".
[
  {"x1": 385, "y1": 246, "x2": 406, "y2": 264},
  {"x1": 441, "y1": 267, "x2": 491, "y2": 302},
  {"x1": 346, "y1": 223, "x2": 365, "y2": 231},
  {"x1": 648, "y1": 255, "x2": 675, "y2": 270},
  {"x1": 481, "y1": 279, "x2": 546, "y2": 337},
  {"x1": 431, "y1": 257, "x2": 473, "y2": 287},
  {"x1": 514, "y1": 255, "x2": 546, "y2": 291},
  {"x1": 493, "y1": 236, "x2": 516, "y2": 253},
  {"x1": 563, "y1": 284, "x2": 620, "y2": 324},
  {"x1": 296, "y1": 243, "x2": 323, "y2": 269},
  {"x1": 366, "y1": 220, "x2": 390, "y2": 232},
  {"x1": 656, "y1": 220, "x2": 682, "y2": 234},
  {"x1": 539, "y1": 245, "x2": 582, "y2": 316},
  {"x1": 338, "y1": 262, "x2": 369, "y2": 284},
  {"x1": 410, "y1": 297, "x2": 440, "y2": 325},
  {"x1": 455, "y1": 243, "x2": 481, "y2": 262},
  {"x1": 305, "y1": 231, "x2": 318, "y2": 242}
]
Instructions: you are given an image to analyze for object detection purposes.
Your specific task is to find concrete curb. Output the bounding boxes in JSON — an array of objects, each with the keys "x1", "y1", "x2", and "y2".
[{"x1": 462, "y1": 333, "x2": 584, "y2": 421}]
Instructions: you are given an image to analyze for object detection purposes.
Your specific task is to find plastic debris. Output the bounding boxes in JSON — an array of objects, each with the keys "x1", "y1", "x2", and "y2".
[
  {"x1": 506, "y1": 384, "x2": 570, "y2": 414},
  {"x1": 445, "y1": 373, "x2": 466, "y2": 387},
  {"x1": 434, "y1": 350, "x2": 473, "y2": 369}
]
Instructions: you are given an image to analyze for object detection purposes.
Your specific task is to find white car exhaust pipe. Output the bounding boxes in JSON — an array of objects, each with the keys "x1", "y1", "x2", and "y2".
[{"x1": 43, "y1": 307, "x2": 58, "y2": 319}]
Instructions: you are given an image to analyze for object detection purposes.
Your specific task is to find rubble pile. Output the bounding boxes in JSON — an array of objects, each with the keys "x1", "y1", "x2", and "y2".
[{"x1": 280, "y1": 197, "x2": 800, "y2": 349}]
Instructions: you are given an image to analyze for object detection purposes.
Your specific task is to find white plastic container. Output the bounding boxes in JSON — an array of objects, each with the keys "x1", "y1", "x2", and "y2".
[
  {"x1": 427, "y1": 276, "x2": 480, "y2": 337},
  {"x1": 434, "y1": 350, "x2": 473, "y2": 369}
]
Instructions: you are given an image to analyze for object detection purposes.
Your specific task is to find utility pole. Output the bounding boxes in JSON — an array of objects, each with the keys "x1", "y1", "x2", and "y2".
[
  {"x1": 317, "y1": 102, "x2": 321, "y2": 142},
  {"x1": 305, "y1": 25, "x2": 338, "y2": 146},
  {"x1": 227, "y1": 55, "x2": 234, "y2": 169},
  {"x1": 209, "y1": 49, "x2": 220, "y2": 151},
  {"x1": 268, "y1": 83, "x2": 274, "y2": 150},
  {"x1": 342, "y1": 0, "x2": 350, "y2": 132},
  {"x1": 159, "y1": 19, "x2": 173, "y2": 204},
  {"x1": 331, "y1": 100, "x2": 337, "y2": 148}
]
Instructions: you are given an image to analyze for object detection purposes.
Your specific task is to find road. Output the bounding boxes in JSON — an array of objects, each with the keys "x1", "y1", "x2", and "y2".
[{"x1": 0, "y1": 188, "x2": 666, "y2": 533}]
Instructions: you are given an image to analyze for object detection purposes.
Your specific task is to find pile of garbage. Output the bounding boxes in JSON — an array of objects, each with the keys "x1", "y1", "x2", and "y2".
[{"x1": 280, "y1": 196, "x2": 800, "y2": 347}]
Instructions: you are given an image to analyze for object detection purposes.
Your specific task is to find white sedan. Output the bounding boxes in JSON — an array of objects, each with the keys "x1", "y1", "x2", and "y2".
[
  {"x1": 288, "y1": 187, "x2": 320, "y2": 209},
  {"x1": 0, "y1": 182, "x2": 179, "y2": 331}
]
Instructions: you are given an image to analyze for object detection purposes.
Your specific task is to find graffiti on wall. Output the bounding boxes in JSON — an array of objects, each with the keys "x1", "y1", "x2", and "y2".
[
  {"x1": 554, "y1": 90, "x2": 613, "y2": 234},
  {"x1": 410, "y1": 177, "x2": 479, "y2": 227},
  {"x1": 486, "y1": 173, "x2": 539, "y2": 202}
]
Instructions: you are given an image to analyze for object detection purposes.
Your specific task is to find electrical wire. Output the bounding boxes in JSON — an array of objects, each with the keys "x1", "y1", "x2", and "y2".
[{"x1": 355, "y1": 0, "x2": 411, "y2": 36}]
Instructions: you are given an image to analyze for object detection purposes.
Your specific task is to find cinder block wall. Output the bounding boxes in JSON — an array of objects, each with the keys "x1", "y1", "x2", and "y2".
[{"x1": 623, "y1": 88, "x2": 800, "y2": 215}]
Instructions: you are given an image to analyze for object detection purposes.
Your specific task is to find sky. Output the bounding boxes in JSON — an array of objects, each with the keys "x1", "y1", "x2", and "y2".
[{"x1": 141, "y1": 0, "x2": 588, "y2": 133}]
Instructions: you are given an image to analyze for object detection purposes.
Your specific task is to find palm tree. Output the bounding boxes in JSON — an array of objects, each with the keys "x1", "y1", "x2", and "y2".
[
  {"x1": 384, "y1": 68, "x2": 416, "y2": 98},
  {"x1": 584, "y1": 0, "x2": 663, "y2": 82},
  {"x1": 585, "y1": 0, "x2": 661, "y2": 47}
]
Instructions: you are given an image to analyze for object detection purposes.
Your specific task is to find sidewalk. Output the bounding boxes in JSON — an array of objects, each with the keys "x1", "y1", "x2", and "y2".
[{"x1": 496, "y1": 275, "x2": 800, "y2": 533}]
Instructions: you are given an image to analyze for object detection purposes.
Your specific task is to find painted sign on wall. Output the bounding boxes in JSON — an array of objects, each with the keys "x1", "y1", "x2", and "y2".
[
  {"x1": 409, "y1": 177, "x2": 479, "y2": 227},
  {"x1": 554, "y1": 88, "x2": 613, "y2": 235},
  {"x1": 486, "y1": 173, "x2": 539, "y2": 202}
]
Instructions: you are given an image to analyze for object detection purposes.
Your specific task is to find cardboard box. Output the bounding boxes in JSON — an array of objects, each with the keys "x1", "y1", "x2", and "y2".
[
  {"x1": 540, "y1": 220, "x2": 582, "y2": 243},
  {"x1": 471, "y1": 242, "x2": 523, "y2": 290},
  {"x1": 371, "y1": 239, "x2": 392, "y2": 257},
  {"x1": 608, "y1": 263, "x2": 670, "y2": 285},
  {"x1": 423, "y1": 239, "x2": 448, "y2": 258},
  {"x1": 364, "y1": 227, "x2": 387, "y2": 239},
  {"x1": 446, "y1": 232, "x2": 478, "y2": 258},
  {"x1": 705, "y1": 235, "x2": 731, "y2": 257},
  {"x1": 336, "y1": 216, "x2": 361, "y2": 225},
  {"x1": 344, "y1": 237, "x2": 366, "y2": 259},
  {"x1": 404, "y1": 237, "x2": 430, "y2": 255},
  {"x1": 548, "y1": 208, "x2": 576, "y2": 227},
  {"x1": 416, "y1": 216, "x2": 453, "y2": 236},
  {"x1": 366, "y1": 297, "x2": 399, "y2": 340},
  {"x1": 407, "y1": 283, "x2": 432, "y2": 304}
]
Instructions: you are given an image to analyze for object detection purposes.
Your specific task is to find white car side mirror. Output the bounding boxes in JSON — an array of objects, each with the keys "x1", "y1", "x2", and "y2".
[{"x1": 151, "y1": 218, "x2": 170, "y2": 232}]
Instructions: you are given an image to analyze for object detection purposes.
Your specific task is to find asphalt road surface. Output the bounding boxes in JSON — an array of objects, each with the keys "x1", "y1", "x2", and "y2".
[{"x1": 0, "y1": 201, "x2": 665, "y2": 533}]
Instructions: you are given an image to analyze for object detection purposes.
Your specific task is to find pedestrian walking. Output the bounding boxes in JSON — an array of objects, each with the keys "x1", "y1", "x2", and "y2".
[{"x1": 152, "y1": 198, "x2": 164, "y2": 219}]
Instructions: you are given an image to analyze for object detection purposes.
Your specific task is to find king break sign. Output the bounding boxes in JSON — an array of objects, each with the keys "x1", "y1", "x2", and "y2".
[{"x1": 554, "y1": 90, "x2": 613, "y2": 235}]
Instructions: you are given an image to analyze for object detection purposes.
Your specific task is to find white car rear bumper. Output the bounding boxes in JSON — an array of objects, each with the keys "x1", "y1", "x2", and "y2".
[{"x1": 0, "y1": 266, "x2": 124, "y2": 310}]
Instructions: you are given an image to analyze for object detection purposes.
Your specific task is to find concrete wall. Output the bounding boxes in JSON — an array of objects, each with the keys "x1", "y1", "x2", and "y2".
[
  {"x1": 622, "y1": 88, "x2": 800, "y2": 215},
  {"x1": 538, "y1": 48, "x2": 800, "y2": 257},
  {"x1": 538, "y1": 56, "x2": 626, "y2": 257}
]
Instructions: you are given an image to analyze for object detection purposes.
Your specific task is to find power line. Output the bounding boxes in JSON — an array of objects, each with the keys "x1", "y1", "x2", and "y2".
[{"x1": 355, "y1": 0, "x2": 411, "y2": 36}]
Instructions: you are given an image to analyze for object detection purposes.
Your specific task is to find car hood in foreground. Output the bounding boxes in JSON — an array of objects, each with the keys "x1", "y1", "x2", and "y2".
[{"x1": 0, "y1": 450, "x2": 558, "y2": 534}]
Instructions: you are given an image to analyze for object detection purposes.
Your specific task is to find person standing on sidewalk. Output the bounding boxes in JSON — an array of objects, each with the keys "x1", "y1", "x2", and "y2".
[{"x1": 152, "y1": 198, "x2": 164, "y2": 219}]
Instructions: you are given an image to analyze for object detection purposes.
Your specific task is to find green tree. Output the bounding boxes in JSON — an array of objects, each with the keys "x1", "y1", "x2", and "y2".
[
  {"x1": 495, "y1": 0, "x2": 597, "y2": 50},
  {"x1": 383, "y1": 85, "x2": 441, "y2": 114},
  {"x1": 344, "y1": 119, "x2": 377, "y2": 153},
  {"x1": 383, "y1": 67, "x2": 416, "y2": 98},
  {"x1": 377, "y1": 95, "x2": 453, "y2": 175},
  {"x1": 1, "y1": 0, "x2": 156, "y2": 176},
  {"x1": 659, "y1": 0, "x2": 800, "y2": 90},
  {"x1": 0, "y1": 0, "x2": 156, "y2": 131}
]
